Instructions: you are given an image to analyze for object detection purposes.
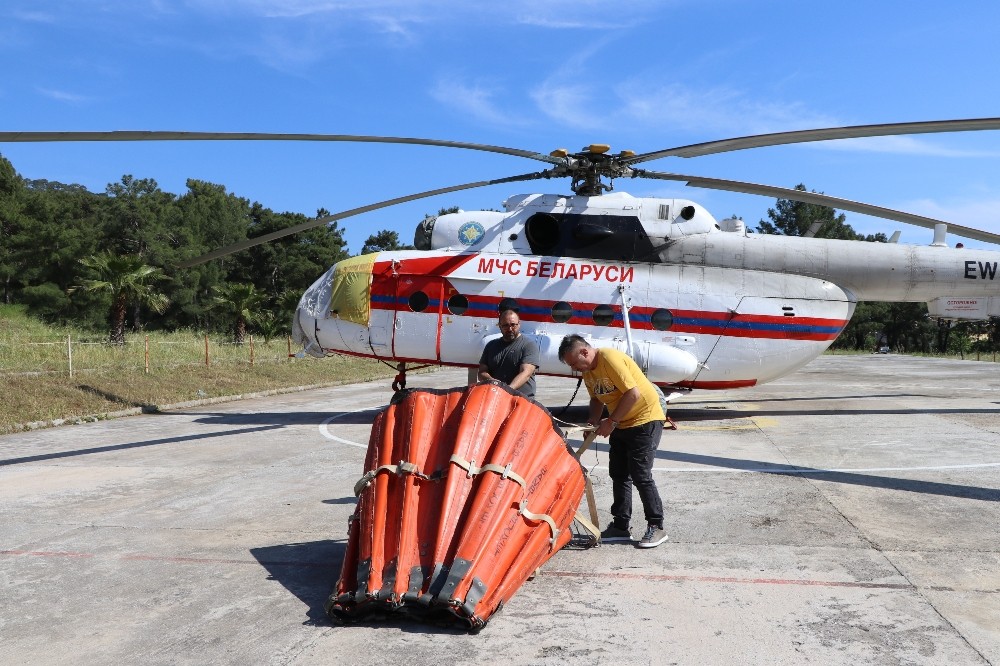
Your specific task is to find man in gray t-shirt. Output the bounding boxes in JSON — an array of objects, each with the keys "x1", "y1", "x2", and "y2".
[{"x1": 477, "y1": 309, "x2": 540, "y2": 398}]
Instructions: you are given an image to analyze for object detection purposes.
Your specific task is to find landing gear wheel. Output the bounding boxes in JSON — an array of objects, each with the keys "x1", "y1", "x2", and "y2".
[{"x1": 391, "y1": 362, "x2": 407, "y2": 393}]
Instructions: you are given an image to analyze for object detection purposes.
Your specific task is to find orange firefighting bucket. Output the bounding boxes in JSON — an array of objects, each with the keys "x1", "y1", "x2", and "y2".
[{"x1": 326, "y1": 382, "x2": 587, "y2": 630}]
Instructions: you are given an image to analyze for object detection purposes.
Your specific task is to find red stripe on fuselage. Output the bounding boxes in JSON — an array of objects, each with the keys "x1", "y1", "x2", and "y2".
[
  {"x1": 368, "y1": 287, "x2": 847, "y2": 342},
  {"x1": 372, "y1": 253, "x2": 478, "y2": 278},
  {"x1": 670, "y1": 379, "x2": 758, "y2": 389}
]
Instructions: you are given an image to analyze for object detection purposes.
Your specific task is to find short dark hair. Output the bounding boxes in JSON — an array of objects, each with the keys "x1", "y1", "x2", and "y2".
[
  {"x1": 498, "y1": 308, "x2": 519, "y2": 321},
  {"x1": 558, "y1": 334, "x2": 589, "y2": 361}
]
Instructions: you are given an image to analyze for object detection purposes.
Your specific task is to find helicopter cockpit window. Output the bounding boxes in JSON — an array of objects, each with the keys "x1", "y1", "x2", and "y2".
[
  {"x1": 551, "y1": 301, "x2": 573, "y2": 323},
  {"x1": 413, "y1": 216, "x2": 436, "y2": 251},
  {"x1": 651, "y1": 308, "x2": 673, "y2": 331},
  {"x1": 408, "y1": 291, "x2": 429, "y2": 313},
  {"x1": 523, "y1": 211, "x2": 655, "y2": 262},
  {"x1": 447, "y1": 294, "x2": 469, "y2": 315},
  {"x1": 524, "y1": 213, "x2": 560, "y2": 253},
  {"x1": 498, "y1": 297, "x2": 519, "y2": 313},
  {"x1": 592, "y1": 304, "x2": 615, "y2": 326}
]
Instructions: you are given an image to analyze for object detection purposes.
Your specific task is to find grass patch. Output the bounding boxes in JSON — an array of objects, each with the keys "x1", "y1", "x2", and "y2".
[
  {"x1": 0, "y1": 355, "x2": 404, "y2": 434},
  {"x1": 0, "y1": 304, "x2": 415, "y2": 434}
]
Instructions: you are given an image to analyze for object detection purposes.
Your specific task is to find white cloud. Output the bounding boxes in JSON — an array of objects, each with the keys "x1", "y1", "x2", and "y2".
[
  {"x1": 9, "y1": 9, "x2": 58, "y2": 22},
  {"x1": 185, "y1": 0, "x2": 445, "y2": 20},
  {"x1": 530, "y1": 83, "x2": 607, "y2": 130},
  {"x1": 36, "y1": 88, "x2": 89, "y2": 103},
  {"x1": 528, "y1": 76, "x2": 840, "y2": 137},
  {"x1": 526, "y1": 72, "x2": 1000, "y2": 163},
  {"x1": 523, "y1": 38, "x2": 837, "y2": 136},
  {"x1": 813, "y1": 135, "x2": 1000, "y2": 158},
  {"x1": 510, "y1": 0, "x2": 662, "y2": 29},
  {"x1": 894, "y1": 196, "x2": 1000, "y2": 235},
  {"x1": 187, "y1": 0, "x2": 658, "y2": 25},
  {"x1": 430, "y1": 78, "x2": 530, "y2": 128},
  {"x1": 619, "y1": 83, "x2": 837, "y2": 136}
]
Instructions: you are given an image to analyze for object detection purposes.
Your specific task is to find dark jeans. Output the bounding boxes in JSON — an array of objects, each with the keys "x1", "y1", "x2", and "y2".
[{"x1": 608, "y1": 420, "x2": 664, "y2": 529}]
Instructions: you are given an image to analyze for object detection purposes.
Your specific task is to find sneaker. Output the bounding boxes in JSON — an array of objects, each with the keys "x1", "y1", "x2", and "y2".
[
  {"x1": 637, "y1": 525, "x2": 668, "y2": 549},
  {"x1": 599, "y1": 524, "x2": 632, "y2": 542}
]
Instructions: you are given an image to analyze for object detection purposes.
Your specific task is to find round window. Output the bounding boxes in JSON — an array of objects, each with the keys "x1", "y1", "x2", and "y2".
[
  {"x1": 551, "y1": 301, "x2": 573, "y2": 323},
  {"x1": 408, "y1": 291, "x2": 429, "y2": 312},
  {"x1": 447, "y1": 294, "x2": 469, "y2": 315},
  {"x1": 651, "y1": 308, "x2": 674, "y2": 331},
  {"x1": 592, "y1": 304, "x2": 615, "y2": 326},
  {"x1": 498, "y1": 298, "x2": 519, "y2": 313}
]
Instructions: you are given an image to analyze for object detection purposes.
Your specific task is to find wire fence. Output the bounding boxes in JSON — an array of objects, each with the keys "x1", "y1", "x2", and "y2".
[{"x1": 0, "y1": 333, "x2": 298, "y2": 377}]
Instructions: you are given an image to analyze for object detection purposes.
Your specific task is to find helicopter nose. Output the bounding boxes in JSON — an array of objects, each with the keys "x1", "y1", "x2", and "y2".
[{"x1": 292, "y1": 255, "x2": 381, "y2": 357}]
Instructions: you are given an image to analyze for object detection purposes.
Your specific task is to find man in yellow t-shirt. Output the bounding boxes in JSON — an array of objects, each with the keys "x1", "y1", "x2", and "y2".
[{"x1": 558, "y1": 334, "x2": 668, "y2": 549}]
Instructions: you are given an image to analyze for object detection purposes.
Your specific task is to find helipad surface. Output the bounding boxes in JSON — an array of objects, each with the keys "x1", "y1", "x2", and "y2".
[{"x1": 2, "y1": 354, "x2": 998, "y2": 665}]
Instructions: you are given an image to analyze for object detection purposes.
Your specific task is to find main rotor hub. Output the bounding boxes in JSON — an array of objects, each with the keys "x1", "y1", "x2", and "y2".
[{"x1": 549, "y1": 145, "x2": 636, "y2": 196}]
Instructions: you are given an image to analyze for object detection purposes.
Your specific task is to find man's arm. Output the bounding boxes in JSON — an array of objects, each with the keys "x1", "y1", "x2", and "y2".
[
  {"x1": 476, "y1": 343, "x2": 493, "y2": 383},
  {"x1": 477, "y1": 363, "x2": 495, "y2": 383},
  {"x1": 595, "y1": 387, "x2": 640, "y2": 437},
  {"x1": 587, "y1": 397, "x2": 604, "y2": 428},
  {"x1": 507, "y1": 362, "x2": 537, "y2": 390}
]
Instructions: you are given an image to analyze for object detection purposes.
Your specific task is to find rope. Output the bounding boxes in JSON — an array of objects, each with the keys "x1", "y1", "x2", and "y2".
[{"x1": 553, "y1": 376, "x2": 583, "y2": 418}]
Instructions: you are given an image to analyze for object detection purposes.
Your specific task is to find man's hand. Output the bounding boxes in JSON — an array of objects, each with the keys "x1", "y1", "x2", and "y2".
[{"x1": 594, "y1": 417, "x2": 616, "y2": 438}]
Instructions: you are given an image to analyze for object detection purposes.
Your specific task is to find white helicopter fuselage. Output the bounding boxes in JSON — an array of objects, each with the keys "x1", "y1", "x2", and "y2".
[
  {"x1": 293, "y1": 192, "x2": 1000, "y2": 390},
  {"x1": 664, "y1": 231, "x2": 1000, "y2": 303}
]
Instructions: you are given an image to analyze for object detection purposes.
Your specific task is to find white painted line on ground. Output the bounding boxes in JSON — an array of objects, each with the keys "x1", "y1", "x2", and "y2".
[
  {"x1": 321, "y1": 411, "x2": 1000, "y2": 474},
  {"x1": 318, "y1": 406, "x2": 385, "y2": 448}
]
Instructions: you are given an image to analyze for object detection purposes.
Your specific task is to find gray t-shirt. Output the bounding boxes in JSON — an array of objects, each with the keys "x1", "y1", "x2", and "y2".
[{"x1": 479, "y1": 334, "x2": 540, "y2": 398}]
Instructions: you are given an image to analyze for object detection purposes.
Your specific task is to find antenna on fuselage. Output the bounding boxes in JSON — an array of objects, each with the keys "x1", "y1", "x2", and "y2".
[{"x1": 931, "y1": 223, "x2": 949, "y2": 247}]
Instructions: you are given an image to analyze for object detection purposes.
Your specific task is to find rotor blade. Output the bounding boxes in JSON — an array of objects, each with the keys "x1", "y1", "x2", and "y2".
[
  {"x1": 175, "y1": 170, "x2": 552, "y2": 268},
  {"x1": 633, "y1": 169, "x2": 1000, "y2": 245},
  {"x1": 0, "y1": 131, "x2": 565, "y2": 167},
  {"x1": 803, "y1": 221, "x2": 824, "y2": 238},
  {"x1": 627, "y1": 117, "x2": 1000, "y2": 163}
]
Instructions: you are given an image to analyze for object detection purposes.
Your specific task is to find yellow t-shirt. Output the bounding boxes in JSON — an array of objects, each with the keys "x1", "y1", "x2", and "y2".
[{"x1": 583, "y1": 347, "x2": 665, "y2": 428}]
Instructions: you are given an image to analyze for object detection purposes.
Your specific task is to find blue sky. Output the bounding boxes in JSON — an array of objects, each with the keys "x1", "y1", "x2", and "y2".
[{"x1": 3, "y1": 0, "x2": 1000, "y2": 255}]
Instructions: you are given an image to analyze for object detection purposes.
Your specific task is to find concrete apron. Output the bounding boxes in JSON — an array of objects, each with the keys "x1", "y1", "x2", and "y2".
[{"x1": 1, "y1": 354, "x2": 998, "y2": 665}]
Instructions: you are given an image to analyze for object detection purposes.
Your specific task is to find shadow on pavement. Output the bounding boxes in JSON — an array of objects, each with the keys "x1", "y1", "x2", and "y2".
[{"x1": 250, "y1": 539, "x2": 346, "y2": 627}]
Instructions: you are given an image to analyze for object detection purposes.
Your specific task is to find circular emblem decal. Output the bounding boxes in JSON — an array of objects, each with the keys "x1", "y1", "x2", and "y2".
[{"x1": 458, "y1": 221, "x2": 486, "y2": 246}]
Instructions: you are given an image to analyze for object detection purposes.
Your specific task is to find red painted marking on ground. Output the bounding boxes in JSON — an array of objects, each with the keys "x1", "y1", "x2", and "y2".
[
  {"x1": 122, "y1": 554, "x2": 261, "y2": 566},
  {"x1": 0, "y1": 549, "x2": 95, "y2": 558},
  {"x1": 4, "y1": 550, "x2": 995, "y2": 594},
  {"x1": 0, "y1": 549, "x2": 333, "y2": 568}
]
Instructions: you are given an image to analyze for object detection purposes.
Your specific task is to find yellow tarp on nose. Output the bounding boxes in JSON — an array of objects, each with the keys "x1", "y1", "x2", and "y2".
[{"x1": 328, "y1": 254, "x2": 376, "y2": 326}]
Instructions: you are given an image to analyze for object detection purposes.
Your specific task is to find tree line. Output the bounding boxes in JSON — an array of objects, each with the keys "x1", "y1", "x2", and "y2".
[
  {"x1": 755, "y1": 185, "x2": 1000, "y2": 356},
  {"x1": 0, "y1": 154, "x2": 415, "y2": 343},
  {"x1": 1, "y1": 154, "x2": 996, "y2": 355}
]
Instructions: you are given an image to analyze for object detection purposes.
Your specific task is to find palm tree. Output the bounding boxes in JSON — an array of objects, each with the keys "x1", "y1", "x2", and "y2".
[
  {"x1": 254, "y1": 311, "x2": 288, "y2": 344},
  {"x1": 72, "y1": 252, "x2": 170, "y2": 345},
  {"x1": 211, "y1": 282, "x2": 265, "y2": 344}
]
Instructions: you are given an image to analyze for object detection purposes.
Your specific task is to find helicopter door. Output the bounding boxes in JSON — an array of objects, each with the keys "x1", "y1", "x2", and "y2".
[{"x1": 391, "y1": 272, "x2": 445, "y2": 362}]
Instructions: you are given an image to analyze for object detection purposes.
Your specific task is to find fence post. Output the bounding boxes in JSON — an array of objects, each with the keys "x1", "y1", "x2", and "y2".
[
  {"x1": 204, "y1": 334, "x2": 210, "y2": 367},
  {"x1": 287, "y1": 335, "x2": 292, "y2": 360},
  {"x1": 145, "y1": 335, "x2": 150, "y2": 374},
  {"x1": 249, "y1": 334, "x2": 255, "y2": 367},
  {"x1": 67, "y1": 333, "x2": 73, "y2": 378}
]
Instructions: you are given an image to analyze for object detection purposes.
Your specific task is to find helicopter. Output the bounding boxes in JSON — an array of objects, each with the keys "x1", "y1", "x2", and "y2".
[{"x1": 4, "y1": 118, "x2": 1000, "y2": 394}]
